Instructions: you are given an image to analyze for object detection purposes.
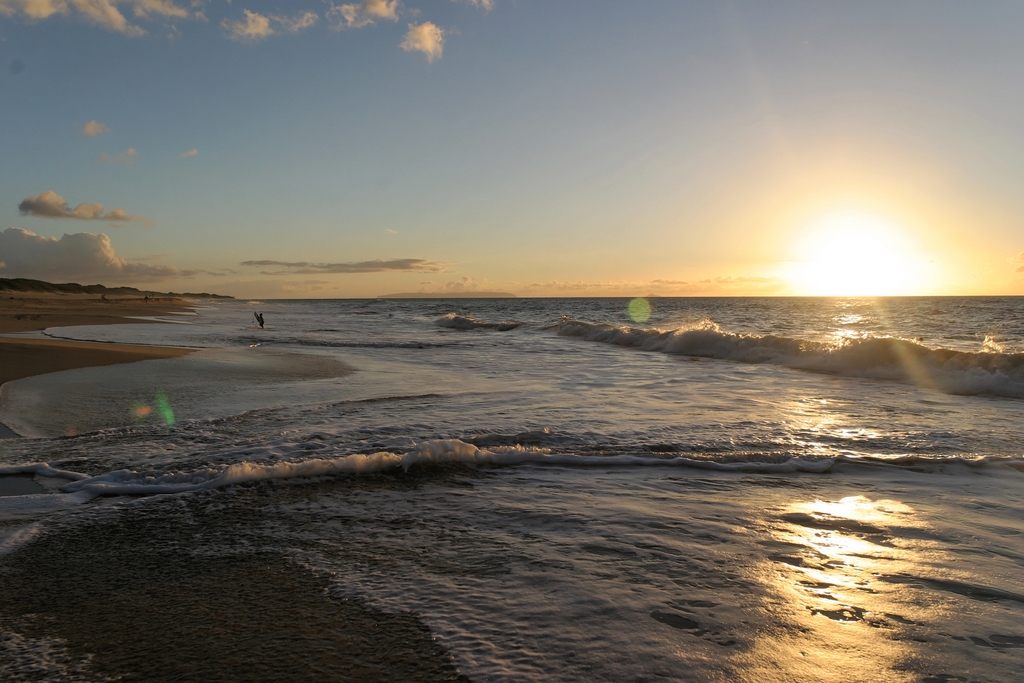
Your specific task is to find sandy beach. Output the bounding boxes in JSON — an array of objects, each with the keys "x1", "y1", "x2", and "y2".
[{"x1": 0, "y1": 294, "x2": 196, "y2": 421}]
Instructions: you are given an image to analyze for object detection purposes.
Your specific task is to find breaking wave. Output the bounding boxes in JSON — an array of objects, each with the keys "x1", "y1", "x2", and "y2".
[
  {"x1": 0, "y1": 440, "x2": 832, "y2": 500},
  {"x1": 4, "y1": 441, "x2": 1021, "y2": 509},
  {"x1": 554, "y1": 318, "x2": 1024, "y2": 398},
  {"x1": 438, "y1": 313, "x2": 522, "y2": 331}
]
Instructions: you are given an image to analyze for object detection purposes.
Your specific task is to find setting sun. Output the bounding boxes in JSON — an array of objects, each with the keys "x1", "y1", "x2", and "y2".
[{"x1": 785, "y1": 212, "x2": 933, "y2": 296}]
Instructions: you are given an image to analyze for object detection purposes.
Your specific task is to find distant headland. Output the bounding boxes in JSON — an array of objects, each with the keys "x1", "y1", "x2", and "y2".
[{"x1": 0, "y1": 278, "x2": 232, "y2": 299}]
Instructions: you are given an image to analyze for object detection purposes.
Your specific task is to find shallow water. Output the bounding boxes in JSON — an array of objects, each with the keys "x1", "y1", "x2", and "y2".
[{"x1": 1, "y1": 297, "x2": 1022, "y2": 682}]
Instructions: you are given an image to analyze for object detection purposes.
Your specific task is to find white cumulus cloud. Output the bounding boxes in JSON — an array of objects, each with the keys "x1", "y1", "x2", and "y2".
[
  {"x1": 400, "y1": 21, "x2": 443, "y2": 61},
  {"x1": 0, "y1": 227, "x2": 196, "y2": 282},
  {"x1": 327, "y1": 0, "x2": 398, "y2": 30}
]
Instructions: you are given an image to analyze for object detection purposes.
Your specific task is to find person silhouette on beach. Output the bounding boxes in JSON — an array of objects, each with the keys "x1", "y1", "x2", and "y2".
[{"x1": 254, "y1": 312, "x2": 265, "y2": 329}]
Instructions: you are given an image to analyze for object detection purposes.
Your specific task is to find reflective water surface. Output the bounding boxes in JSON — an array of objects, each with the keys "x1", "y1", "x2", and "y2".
[{"x1": 1, "y1": 297, "x2": 1022, "y2": 681}]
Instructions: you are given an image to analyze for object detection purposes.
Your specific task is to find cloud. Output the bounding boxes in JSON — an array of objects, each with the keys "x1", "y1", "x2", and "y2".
[
  {"x1": 221, "y1": 9, "x2": 272, "y2": 40},
  {"x1": 382, "y1": 276, "x2": 517, "y2": 298},
  {"x1": 130, "y1": 0, "x2": 187, "y2": 20},
  {"x1": 520, "y1": 275, "x2": 785, "y2": 296},
  {"x1": 277, "y1": 10, "x2": 317, "y2": 33},
  {"x1": 221, "y1": 8, "x2": 317, "y2": 41},
  {"x1": 1010, "y1": 252, "x2": 1024, "y2": 272},
  {"x1": 401, "y1": 21, "x2": 443, "y2": 61},
  {"x1": 437, "y1": 276, "x2": 480, "y2": 292},
  {"x1": 0, "y1": 0, "x2": 193, "y2": 36},
  {"x1": 240, "y1": 258, "x2": 446, "y2": 274},
  {"x1": 327, "y1": 0, "x2": 398, "y2": 29},
  {"x1": 524, "y1": 280, "x2": 634, "y2": 293},
  {"x1": 696, "y1": 276, "x2": 780, "y2": 285},
  {"x1": 455, "y1": 0, "x2": 494, "y2": 10},
  {"x1": 18, "y1": 190, "x2": 151, "y2": 224},
  {"x1": 0, "y1": 227, "x2": 197, "y2": 282},
  {"x1": 80, "y1": 119, "x2": 110, "y2": 137},
  {"x1": 98, "y1": 147, "x2": 137, "y2": 165},
  {"x1": 177, "y1": 148, "x2": 198, "y2": 159}
]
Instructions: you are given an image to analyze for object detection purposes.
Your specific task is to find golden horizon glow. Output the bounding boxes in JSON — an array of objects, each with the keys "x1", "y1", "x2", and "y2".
[{"x1": 784, "y1": 212, "x2": 935, "y2": 296}]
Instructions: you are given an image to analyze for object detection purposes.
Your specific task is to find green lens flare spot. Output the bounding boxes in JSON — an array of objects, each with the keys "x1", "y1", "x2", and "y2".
[
  {"x1": 628, "y1": 297, "x2": 651, "y2": 323},
  {"x1": 156, "y1": 393, "x2": 175, "y2": 426}
]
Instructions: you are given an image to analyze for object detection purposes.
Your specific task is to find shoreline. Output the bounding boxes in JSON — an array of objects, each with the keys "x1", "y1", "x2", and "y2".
[
  {"x1": 0, "y1": 337, "x2": 195, "y2": 387},
  {"x1": 0, "y1": 294, "x2": 201, "y2": 438}
]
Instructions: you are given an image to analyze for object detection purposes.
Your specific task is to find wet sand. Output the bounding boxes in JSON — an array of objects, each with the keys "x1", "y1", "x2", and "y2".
[
  {"x1": 0, "y1": 338, "x2": 195, "y2": 387},
  {"x1": 0, "y1": 294, "x2": 198, "y2": 436},
  {"x1": 0, "y1": 480, "x2": 469, "y2": 683},
  {"x1": 0, "y1": 293, "x2": 196, "y2": 384}
]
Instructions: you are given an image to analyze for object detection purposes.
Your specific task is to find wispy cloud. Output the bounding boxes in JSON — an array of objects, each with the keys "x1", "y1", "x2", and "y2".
[
  {"x1": 98, "y1": 147, "x2": 138, "y2": 165},
  {"x1": 381, "y1": 276, "x2": 517, "y2": 297},
  {"x1": 438, "y1": 276, "x2": 485, "y2": 292},
  {"x1": 80, "y1": 119, "x2": 110, "y2": 137},
  {"x1": 455, "y1": 0, "x2": 494, "y2": 10},
  {"x1": 0, "y1": 227, "x2": 196, "y2": 282},
  {"x1": 696, "y1": 275, "x2": 779, "y2": 285},
  {"x1": 1011, "y1": 251, "x2": 1024, "y2": 273},
  {"x1": 276, "y1": 10, "x2": 317, "y2": 33},
  {"x1": 327, "y1": 0, "x2": 399, "y2": 30},
  {"x1": 241, "y1": 258, "x2": 447, "y2": 274},
  {"x1": 522, "y1": 275, "x2": 785, "y2": 296},
  {"x1": 401, "y1": 21, "x2": 444, "y2": 61},
  {"x1": 221, "y1": 9, "x2": 272, "y2": 41},
  {"x1": 18, "y1": 190, "x2": 151, "y2": 224},
  {"x1": 0, "y1": 0, "x2": 193, "y2": 36},
  {"x1": 177, "y1": 148, "x2": 198, "y2": 159},
  {"x1": 221, "y1": 8, "x2": 317, "y2": 41}
]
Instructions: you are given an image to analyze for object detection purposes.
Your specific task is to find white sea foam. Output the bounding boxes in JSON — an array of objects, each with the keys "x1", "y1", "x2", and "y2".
[
  {"x1": 554, "y1": 318, "x2": 1024, "y2": 398},
  {"x1": 12, "y1": 441, "x2": 1024, "y2": 503},
  {"x1": 44, "y1": 439, "x2": 833, "y2": 497}
]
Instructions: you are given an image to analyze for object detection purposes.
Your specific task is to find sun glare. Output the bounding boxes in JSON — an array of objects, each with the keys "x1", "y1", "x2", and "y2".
[{"x1": 786, "y1": 212, "x2": 929, "y2": 296}]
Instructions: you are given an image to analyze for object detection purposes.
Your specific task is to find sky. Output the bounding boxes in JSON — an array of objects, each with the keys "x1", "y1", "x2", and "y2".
[{"x1": 1, "y1": 0, "x2": 1023, "y2": 298}]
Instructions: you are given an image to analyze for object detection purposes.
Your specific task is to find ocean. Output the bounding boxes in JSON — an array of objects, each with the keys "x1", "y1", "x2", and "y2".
[{"x1": 1, "y1": 296, "x2": 1023, "y2": 682}]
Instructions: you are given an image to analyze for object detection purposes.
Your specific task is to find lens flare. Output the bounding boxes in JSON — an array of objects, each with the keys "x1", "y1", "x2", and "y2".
[
  {"x1": 131, "y1": 393, "x2": 175, "y2": 425},
  {"x1": 628, "y1": 297, "x2": 651, "y2": 323},
  {"x1": 156, "y1": 393, "x2": 175, "y2": 425}
]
